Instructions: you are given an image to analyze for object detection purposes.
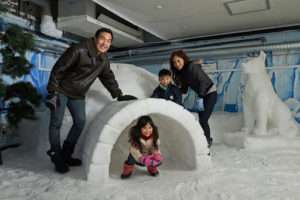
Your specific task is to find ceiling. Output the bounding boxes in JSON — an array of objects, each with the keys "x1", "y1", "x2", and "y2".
[{"x1": 92, "y1": 0, "x2": 300, "y2": 41}]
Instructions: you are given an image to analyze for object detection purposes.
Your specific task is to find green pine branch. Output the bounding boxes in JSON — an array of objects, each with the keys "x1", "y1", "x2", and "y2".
[
  {"x1": 5, "y1": 82, "x2": 41, "y2": 106},
  {"x1": 2, "y1": 26, "x2": 34, "y2": 55},
  {"x1": 0, "y1": 80, "x2": 5, "y2": 98},
  {"x1": 1, "y1": 48, "x2": 32, "y2": 78},
  {"x1": 0, "y1": 13, "x2": 42, "y2": 128},
  {"x1": 7, "y1": 101, "x2": 37, "y2": 126},
  {"x1": 0, "y1": 2, "x2": 8, "y2": 13}
]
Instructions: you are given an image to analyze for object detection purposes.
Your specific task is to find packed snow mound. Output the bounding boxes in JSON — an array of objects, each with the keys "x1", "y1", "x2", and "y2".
[{"x1": 84, "y1": 63, "x2": 158, "y2": 121}]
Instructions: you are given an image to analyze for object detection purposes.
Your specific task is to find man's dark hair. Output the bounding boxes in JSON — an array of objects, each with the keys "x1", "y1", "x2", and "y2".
[
  {"x1": 95, "y1": 28, "x2": 113, "y2": 40},
  {"x1": 158, "y1": 69, "x2": 172, "y2": 77}
]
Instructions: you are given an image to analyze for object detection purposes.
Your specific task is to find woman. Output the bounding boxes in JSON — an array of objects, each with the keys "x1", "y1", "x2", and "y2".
[{"x1": 169, "y1": 50, "x2": 217, "y2": 147}]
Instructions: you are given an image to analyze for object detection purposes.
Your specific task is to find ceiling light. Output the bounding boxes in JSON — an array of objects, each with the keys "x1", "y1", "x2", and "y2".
[
  {"x1": 156, "y1": 5, "x2": 163, "y2": 9},
  {"x1": 224, "y1": 0, "x2": 270, "y2": 16}
]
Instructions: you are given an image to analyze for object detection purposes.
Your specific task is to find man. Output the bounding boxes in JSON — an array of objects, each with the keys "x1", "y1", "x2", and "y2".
[{"x1": 46, "y1": 28, "x2": 136, "y2": 173}]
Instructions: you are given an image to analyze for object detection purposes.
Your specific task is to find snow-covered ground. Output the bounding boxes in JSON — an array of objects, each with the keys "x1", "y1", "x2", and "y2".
[{"x1": 1, "y1": 112, "x2": 300, "y2": 200}]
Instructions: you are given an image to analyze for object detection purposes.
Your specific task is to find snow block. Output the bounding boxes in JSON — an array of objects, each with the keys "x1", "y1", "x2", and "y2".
[
  {"x1": 196, "y1": 154, "x2": 212, "y2": 170},
  {"x1": 87, "y1": 164, "x2": 110, "y2": 182}
]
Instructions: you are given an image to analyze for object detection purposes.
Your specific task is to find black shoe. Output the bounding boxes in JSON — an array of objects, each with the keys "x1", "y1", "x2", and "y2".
[
  {"x1": 62, "y1": 142, "x2": 82, "y2": 167},
  {"x1": 47, "y1": 150, "x2": 69, "y2": 174},
  {"x1": 65, "y1": 157, "x2": 82, "y2": 166}
]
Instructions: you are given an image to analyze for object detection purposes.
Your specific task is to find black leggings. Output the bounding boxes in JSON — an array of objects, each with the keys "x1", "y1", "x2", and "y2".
[{"x1": 198, "y1": 91, "x2": 217, "y2": 142}]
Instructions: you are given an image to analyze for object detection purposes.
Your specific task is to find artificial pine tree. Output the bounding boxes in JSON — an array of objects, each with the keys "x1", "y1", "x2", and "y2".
[
  {"x1": 0, "y1": 3, "x2": 6, "y2": 13},
  {"x1": 0, "y1": 5, "x2": 42, "y2": 156},
  {"x1": 1, "y1": 25, "x2": 41, "y2": 127}
]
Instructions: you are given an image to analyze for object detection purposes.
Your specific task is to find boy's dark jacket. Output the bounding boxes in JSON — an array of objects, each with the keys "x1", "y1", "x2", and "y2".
[{"x1": 151, "y1": 84, "x2": 182, "y2": 105}]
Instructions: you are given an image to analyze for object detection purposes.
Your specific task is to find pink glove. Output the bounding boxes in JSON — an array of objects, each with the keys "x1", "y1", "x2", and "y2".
[
  {"x1": 138, "y1": 155, "x2": 160, "y2": 167},
  {"x1": 152, "y1": 153, "x2": 163, "y2": 162}
]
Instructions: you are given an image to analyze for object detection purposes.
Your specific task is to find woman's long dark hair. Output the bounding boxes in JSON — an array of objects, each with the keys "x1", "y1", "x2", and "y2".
[
  {"x1": 129, "y1": 115, "x2": 159, "y2": 150},
  {"x1": 169, "y1": 50, "x2": 190, "y2": 93}
]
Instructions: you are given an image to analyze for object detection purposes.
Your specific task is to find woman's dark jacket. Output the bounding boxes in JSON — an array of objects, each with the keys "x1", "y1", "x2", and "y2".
[{"x1": 178, "y1": 63, "x2": 213, "y2": 98}]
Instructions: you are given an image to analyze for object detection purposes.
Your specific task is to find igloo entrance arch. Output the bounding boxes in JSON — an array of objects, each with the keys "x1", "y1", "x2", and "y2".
[{"x1": 82, "y1": 99, "x2": 211, "y2": 181}]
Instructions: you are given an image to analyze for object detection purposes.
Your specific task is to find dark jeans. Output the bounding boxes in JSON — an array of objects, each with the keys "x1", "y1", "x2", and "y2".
[
  {"x1": 198, "y1": 91, "x2": 217, "y2": 142},
  {"x1": 49, "y1": 93, "x2": 86, "y2": 152}
]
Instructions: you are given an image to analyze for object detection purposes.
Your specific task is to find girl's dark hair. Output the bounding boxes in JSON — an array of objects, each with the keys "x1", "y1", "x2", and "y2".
[
  {"x1": 169, "y1": 50, "x2": 190, "y2": 93},
  {"x1": 129, "y1": 115, "x2": 159, "y2": 150}
]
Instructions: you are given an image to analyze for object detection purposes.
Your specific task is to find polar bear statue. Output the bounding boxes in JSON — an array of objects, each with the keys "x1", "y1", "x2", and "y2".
[{"x1": 241, "y1": 51, "x2": 298, "y2": 137}]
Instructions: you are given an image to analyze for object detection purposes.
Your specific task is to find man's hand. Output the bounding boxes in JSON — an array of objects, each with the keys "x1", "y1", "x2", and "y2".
[
  {"x1": 46, "y1": 93, "x2": 59, "y2": 111},
  {"x1": 117, "y1": 94, "x2": 137, "y2": 101}
]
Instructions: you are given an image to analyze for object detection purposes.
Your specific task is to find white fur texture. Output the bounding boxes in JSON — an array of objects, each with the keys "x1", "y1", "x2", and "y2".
[{"x1": 241, "y1": 51, "x2": 298, "y2": 137}]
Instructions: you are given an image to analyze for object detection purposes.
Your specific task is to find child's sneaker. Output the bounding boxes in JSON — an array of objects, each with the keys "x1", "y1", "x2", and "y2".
[
  {"x1": 147, "y1": 165, "x2": 159, "y2": 176},
  {"x1": 121, "y1": 163, "x2": 135, "y2": 179}
]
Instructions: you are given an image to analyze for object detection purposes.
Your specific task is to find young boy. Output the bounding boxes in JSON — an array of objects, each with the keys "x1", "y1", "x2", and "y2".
[{"x1": 151, "y1": 69, "x2": 182, "y2": 105}]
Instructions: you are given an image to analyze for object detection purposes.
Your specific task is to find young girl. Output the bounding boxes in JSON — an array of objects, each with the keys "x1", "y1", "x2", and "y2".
[{"x1": 121, "y1": 115, "x2": 163, "y2": 179}]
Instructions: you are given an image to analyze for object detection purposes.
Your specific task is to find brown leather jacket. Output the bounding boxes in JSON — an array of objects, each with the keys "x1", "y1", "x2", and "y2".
[{"x1": 47, "y1": 38, "x2": 122, "y2": 99}]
